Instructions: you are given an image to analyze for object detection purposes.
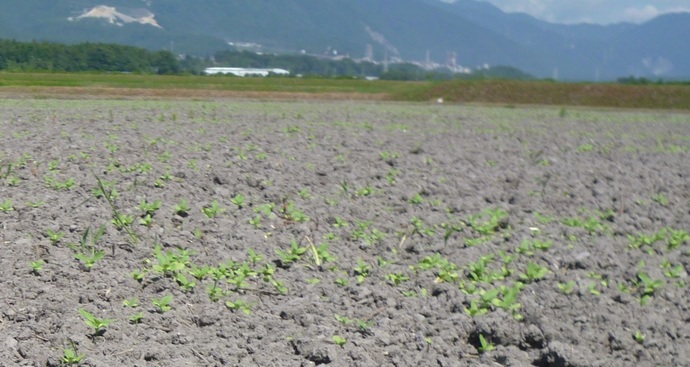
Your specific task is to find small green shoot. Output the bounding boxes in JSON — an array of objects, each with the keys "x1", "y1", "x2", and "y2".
[
  {"x1": 633, "y1": 331, "x2": 646, "y2": 344},
  {"x1": 129, "y1": 312, "x2": 144, "y2": 324},
  {"x1": 45, "y1": 229, "x2": 65, "y2": 245},
  {"x1": 79, "y1": 308, "x2": 115, "y2": 335},
  {"x1": 636, "y1": 271, "x2": 664, "y2": 305},
  {"x1": 332, "y1": 335, "x2": 347, "y2": 347},
  {"x1": 136, "y1": 199, "x2": 162, "y2": 216},
  {"x1": 122, "y1": 298, "x2": 140, "y2": 308},
  {"x1": 231, "y1": 194, "x2": 246, "y2": 209},
  {"x1": 652, "y1": 192, "x2": 669, "y2": 206},
  {"x1": 202, "y1": 200, "x2": 226, "y2": 218},
  {"x1": 0, "y1": 199, "x2": 14, "y2": 213},
  {"x1": 174, "y1": 199, "x2": 191, "y2": 217},
  {"x1": 354, "y1": 259, "x2": 371, "y2": 284},
  {"x1": 61, "y1": 345, "x2": 85, "y2": 365},
  {"x1": 276, "y1": 239, "x2": 307, "y2": 266},
  {"x1": 478, "y1": 333, "x2": 495, "y2": 353},
  {"x1": 558, "y1": 281, "x2": 576, "y2": 294},
  {"x1": 519, "y1": 262, "x2": 550, "y2": 283},
  {"x1": 74, "y1": 247, "x2": 105, "y2": 270},
  {"x1": 152, "y1": 294, "x2": 173, "y2": 313},
  {"x1": 30, "y1": 259, "x2": 44, "y2": 274},
  {"x1": 225, "y1": 299, "x2": 253, "y2": 314},
  {"x1": 386, "y1": 272, "x2": 409, "y2": 286}
]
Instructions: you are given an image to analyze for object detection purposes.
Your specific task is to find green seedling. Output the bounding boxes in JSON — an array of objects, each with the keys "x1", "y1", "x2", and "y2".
[
  {"x1": 519, "y1": 262, "x2": 550, "y2": 283},
  {"x1": 332, "y1": 335, "x2": 347, "y2": 347},
  {"x1": 663, "y1": 264, "x2": 684, "y2": 279},
  {"x1": 335, "y1": 314, "x2": 354, "y2": 326},
  {"x1": 152, "y1": 294, "x2": 173, "y2": 313},
  {"x1": 354, "y1": 259, "x2": 371, "y2": 284},
  {"x1": 152, "y1": 245, "x2": 191, "y2": 275},
  {"x1": 175, "y1": 273, "x2": 196, "y2": 292},
  {"x1": 355, "y1": 319, "x2": 375, "y2": 334},
  {"x1": 246, "y1": 248, "x2": 264, "y2": 266},
  {"x1": 298, "y1": 188, "x2": 311, "y2": 199},
  {"x1": 131, "y1": 269, "x2": 146, "y2": 282},
  {"x1": 636, "y1": 271, "x2": 664, "y2": 305},
  {"x1": 667, "y1": 229, "x2": 689, "y2": 250},
  {"x1": 139, "y1": 214, "x2": 154, "y2": 227},
  {"x1": 157, "y1": 151, "x2": 173, "y2": 163},
  {"x1": 628, "y1": 230, "x2": 666, "y2": 249},
  {"x1": 492, "y1": 283, "x2": 523, "y2": 319},
  {"x1": 61, "y1": 346, "x2": 85, "y2": 365},
  {"x1": 633, "y1": 331, "x2": 646, "y2": 344},
  {"x1": 129, "y1": 312, "x2": 144, "y2": 324},
  {"x1": 249, "y1": 215, "x2": 262, "y2": 228},
  {"x1": 351, "y1": 220, "x2": 386, "y2": 245},
  {"x1": 576, "y1": 143, "x2": 594, "y2": 152},
  {"x1": 173, "y1": 199, "x2": 191, "y2": 217},
  {"x1": 558, "y1": 281, "x2": 576, "y2": 294},
  {"x1": 309, "y1": 240, "x2": 336, "y2": 266},
  {"x1": 112, "y1": 213, "x2": 134, "y2": 230},
  {"x1": 230, "y1": 194, "x2": 245, "y2": 209},
  {"x1": 93, "y1": 173, "x2": 137, "y2": 245},
  {"x1": 468, "y1": 208, "x2": 508, "y2": 235},
  {"x1": 136, "y1": 199, "x2": 161, "y2": 216},
  {"x1": 6, "y1": 175, "x2": 20, "y2": 186},
  {"x1": 588, "y1": 282, "x2": 601, "y2": 295},
  {"x1": 79, "y1": 308, "x2": 115, "y2": 335},
  {"x1": 225, "y1": 299, "x2": 253, "y2": 315},
  {"x1": 30, "y1": 260, "x2": 44, "y2": 274},
  {"x1": 652, "y1": 192, "x2": 669, "y2": 206},
  {"x1": 467, "y1": 254, "x2": 496, "y2": 283},
  {"x1": 202, "y1": 200, "x2": 226, "y2": 218},
  {"x1": 518, "y1": 238, "x2": 554, "y2": 255},
  {"x1": 189, "y1": 265, "x2": 212, "y2": 281},
  {"x1": 0, "y1": 199, "x2": 14, "y2": 212},
  {"x1": 333, "y1": 216, "x2": 349, "y2": 228},
  {"x1": 409, "y1": 217, "x2": 435, "y2": 237},
  {"x1": 386, "y1": 168, "x2": 400, "y2": 184},
  {"x1": 26, "y1": 200, "x2": 45, "y2": 208},
  {"x1": 207, "y1": 283, "x2": 224, "y2": 302},
  {"x1": 478, "y1": 333, "x2": 495, "y2": 353},
  {"x1": 122, "y1": 298, "x2": 140, "y2": 308},
  {"x1": 355, "y1": 185, "x2": 374, "y2": 197},
  {"x1": 409, "y1": 192, "x2": 424, "y2": 205},
  {"x1": 74, "y1": 247, "x2": 105, "y2": 270},
  {"x1": 226, "y1": 262, "x2": 256, "y2": 291},
  {"x1": 45, "y1": 229, "x2": 65, "y2": 245},
  {"x1": 335, "y1": 278, "x2": 349, "y2": 287},
  {"x1": 280, "y1": 201, "x2": 309, "y2": 223},
  {"x1": 464, "y1": 299, "x2": 489, "y2": 317},
  {"x1": 276, "y1": 240, "x2": 307, "y2": 266},
  {"x1": 386, "y1": 272, "x2": 409, "y2": 286},
  {"x1": 442, "y1": 223, "x2": 464, "y2": 244}
]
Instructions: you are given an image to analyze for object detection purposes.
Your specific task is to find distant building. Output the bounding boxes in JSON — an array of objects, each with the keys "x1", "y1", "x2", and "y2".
[{"x1": 204, "y1": 67, "x2": 290, "y2": 77}]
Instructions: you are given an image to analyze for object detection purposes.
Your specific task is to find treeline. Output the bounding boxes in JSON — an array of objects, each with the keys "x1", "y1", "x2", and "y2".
[
  {"x1": 0, "y1": 39, "x2": 534, "y2": 80},
  {"x1": 211, "y1": 50, "x2": 533, "y2": 80},
  {"x1": 616, "y1": 76, "x2": 690, "y2": 85},
  {"x1": 0, "y1": 39, "x2": 179, "y2": 74},
  {"x1": 212, "y1": 50, "x2": 381, "y2": 77}
]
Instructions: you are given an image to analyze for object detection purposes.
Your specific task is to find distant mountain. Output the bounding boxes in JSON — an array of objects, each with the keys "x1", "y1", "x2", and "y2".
[{"x1": 0, "y1": 0, "x2": 688, "y2": 80}]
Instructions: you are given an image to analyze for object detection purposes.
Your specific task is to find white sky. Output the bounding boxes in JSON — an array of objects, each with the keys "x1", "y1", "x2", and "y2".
[{"x1": 445, "y1": 0, "x2": 690, "y2": 24}]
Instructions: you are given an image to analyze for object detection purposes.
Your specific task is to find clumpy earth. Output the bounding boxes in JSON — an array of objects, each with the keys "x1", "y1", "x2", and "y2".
[{"x1": 0, "y1": 98, "x2": 689, "y2": 367}]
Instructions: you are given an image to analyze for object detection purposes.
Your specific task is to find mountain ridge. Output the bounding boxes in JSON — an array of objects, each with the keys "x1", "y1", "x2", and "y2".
[{"x1": 0, "y1": 0, "x2": 688, "y2": 80}]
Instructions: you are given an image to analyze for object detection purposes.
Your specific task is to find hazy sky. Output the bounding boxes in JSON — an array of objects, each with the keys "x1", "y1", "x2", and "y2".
[{"x1": 445, "y1": 0, "x2": 690, "y2": 24}]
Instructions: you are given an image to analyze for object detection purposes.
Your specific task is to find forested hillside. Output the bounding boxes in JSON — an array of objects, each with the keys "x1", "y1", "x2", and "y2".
[{"x1": 0, "y1": 39, "x2": 179, "y2": 73}]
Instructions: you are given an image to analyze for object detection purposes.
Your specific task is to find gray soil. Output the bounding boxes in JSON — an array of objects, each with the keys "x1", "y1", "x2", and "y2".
[{"x1": 0, "y1": 98, "x2": 689, "y2": 367}]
